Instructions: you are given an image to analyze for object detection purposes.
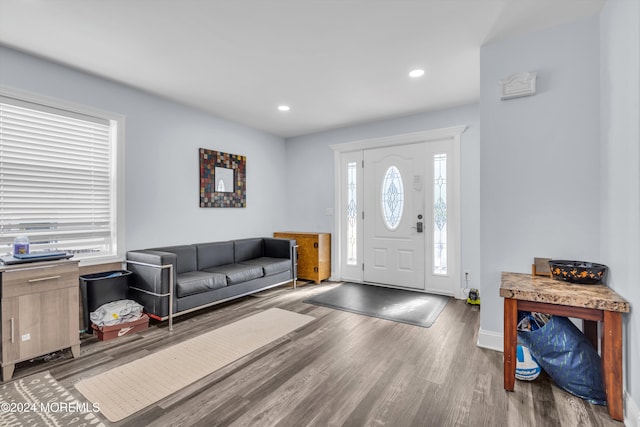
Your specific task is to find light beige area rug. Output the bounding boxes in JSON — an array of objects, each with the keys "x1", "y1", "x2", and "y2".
[{"x1": 75, "y1": 308, "x2": 314, "y2": 422}]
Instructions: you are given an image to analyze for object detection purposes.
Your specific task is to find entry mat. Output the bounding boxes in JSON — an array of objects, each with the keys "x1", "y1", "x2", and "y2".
[{"x1": 304, "y1": 282, "x2": 449, "y2": 328}]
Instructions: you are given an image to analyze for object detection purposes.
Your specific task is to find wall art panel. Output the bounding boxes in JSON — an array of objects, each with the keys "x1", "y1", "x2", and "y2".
[{"x1": 199, "y1": 148, "x2": 246, "y2": 208}]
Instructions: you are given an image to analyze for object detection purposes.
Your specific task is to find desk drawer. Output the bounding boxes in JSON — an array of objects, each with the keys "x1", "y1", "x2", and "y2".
[{"x1": 2, "y1": 263, "x2": 78, "y2": 298}]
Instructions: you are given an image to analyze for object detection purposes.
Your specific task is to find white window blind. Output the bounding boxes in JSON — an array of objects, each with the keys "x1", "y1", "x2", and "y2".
[{"x1": 0, "y1": 96, "x2": 116, "y2": 259}]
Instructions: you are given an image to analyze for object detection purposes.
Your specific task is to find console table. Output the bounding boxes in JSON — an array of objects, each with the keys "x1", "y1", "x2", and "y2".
[{"x1": 500, "y1": 272, "x2": 629, "y2": 421}]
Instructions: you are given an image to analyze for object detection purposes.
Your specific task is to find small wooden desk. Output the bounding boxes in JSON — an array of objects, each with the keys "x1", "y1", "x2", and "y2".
[{"x1": 500, "y1": 272, "x2": 630, "y2": 421}]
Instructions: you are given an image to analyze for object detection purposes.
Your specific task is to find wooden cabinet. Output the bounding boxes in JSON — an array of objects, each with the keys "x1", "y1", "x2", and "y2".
[
  {"x1": 1, "y1": 259, "x2": 80, "y2": 381},
  {"x1": 274, "y1": 232, "x2": 330, "y2": 284}
]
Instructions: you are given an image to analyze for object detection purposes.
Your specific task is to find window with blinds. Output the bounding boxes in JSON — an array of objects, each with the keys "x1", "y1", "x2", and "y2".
[{"x1": 0, "y1": 95, "x2": 118, "y2": 260}]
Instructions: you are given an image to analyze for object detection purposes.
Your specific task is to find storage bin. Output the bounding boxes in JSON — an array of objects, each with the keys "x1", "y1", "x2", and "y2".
[
  {"x1": 79, "y1": 270, "x2": 132, "y2": 333},
  {"x1": 91, "y1": 314, "x2": 149, "y2": 341}
]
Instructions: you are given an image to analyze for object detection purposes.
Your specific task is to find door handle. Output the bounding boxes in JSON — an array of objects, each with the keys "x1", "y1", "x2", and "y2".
[
  {"x1": 417, "y1": 222, "x2": 423, "y2": 233},
  {"x1": 28, "y1": 275, "x2": 61, "y2": 283}
]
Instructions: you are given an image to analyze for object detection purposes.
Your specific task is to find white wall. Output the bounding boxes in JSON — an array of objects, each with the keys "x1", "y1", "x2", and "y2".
[
  {"x1": 600, "y1": 0, "x2": 640, "y2": 418},
  {"x1": 479, "y1": 15, "x2": 601, "y2": 339},
  {"x1": 0, "y1": 46, "x2": 288, "y2": 250},
  {"x1": 285, "y1": 104, "x2": 480, "y2": 291}
]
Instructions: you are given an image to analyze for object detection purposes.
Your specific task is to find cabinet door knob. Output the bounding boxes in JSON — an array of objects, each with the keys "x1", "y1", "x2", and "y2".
[
  {"x1": 10, "y1": 318, "x2": 14, "y2": 344},
  {"x1": 314, "y1": 242, "x2": 318, "y2": 248}
]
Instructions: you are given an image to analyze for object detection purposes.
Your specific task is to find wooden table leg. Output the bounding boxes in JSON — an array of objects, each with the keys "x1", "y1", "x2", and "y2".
[
  {"x1": 601, "y1": 310, "x2": 623, "y2": 421},
  {"x1": 503, "y1": 298, "x2": 518, "y2": 391}
]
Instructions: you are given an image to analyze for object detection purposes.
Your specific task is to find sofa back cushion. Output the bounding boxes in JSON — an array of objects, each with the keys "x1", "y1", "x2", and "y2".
[
  {"x1": 197, "y1": 241, "x2": 234, "y2": 270},
  {"x1": 153, "y1": 245, "x2": 197, "y2": 274},
  {"x1": 234, "y1": 238, "x2": 264, "y2": 262}
]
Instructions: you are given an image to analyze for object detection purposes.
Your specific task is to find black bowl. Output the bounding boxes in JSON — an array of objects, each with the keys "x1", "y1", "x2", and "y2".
[{"x1": 549, "y1": 260, "x2": 608, "y2": 285}]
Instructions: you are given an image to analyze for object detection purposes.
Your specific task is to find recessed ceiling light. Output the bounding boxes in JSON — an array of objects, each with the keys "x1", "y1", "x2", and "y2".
[
  {"x1": 278, "y1": 105, "x2": 290, "y2": 112},
  {"x1": 409, "y1": 69, "x2": 425, "y2": 78}
]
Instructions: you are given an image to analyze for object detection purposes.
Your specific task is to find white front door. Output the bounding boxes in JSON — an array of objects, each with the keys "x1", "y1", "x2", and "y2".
[
  {"x1": 363, "y1": 143, "x2": 426, "y2": 290},
  {"x1": 333, "y1": 126, "x2": 464, "y2": 297}
]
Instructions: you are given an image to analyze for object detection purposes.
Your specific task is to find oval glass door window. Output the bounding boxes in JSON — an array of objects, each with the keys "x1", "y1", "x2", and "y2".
[{"x1": 381, "y1": 165, "x2": 404, "y2": 230}]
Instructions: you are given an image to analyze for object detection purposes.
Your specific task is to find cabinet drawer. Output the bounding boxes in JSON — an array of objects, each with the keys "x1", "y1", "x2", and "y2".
[{"x1": 2, "y1": 262, "x2": 78, "y2": 298}]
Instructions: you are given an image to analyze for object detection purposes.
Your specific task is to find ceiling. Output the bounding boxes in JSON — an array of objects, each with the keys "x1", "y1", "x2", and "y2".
[{"x1": 0, "y1": 0, "x2": 604, "y2": 138}]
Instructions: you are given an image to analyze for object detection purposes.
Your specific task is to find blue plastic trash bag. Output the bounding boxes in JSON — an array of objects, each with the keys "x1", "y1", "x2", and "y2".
[{"x1": 518, "y1": 315, "x2": 606, "y2": 405}]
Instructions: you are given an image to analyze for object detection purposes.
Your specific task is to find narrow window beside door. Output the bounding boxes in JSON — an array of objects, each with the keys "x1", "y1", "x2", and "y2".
[
  {"x1": 347, "y1": 161, "x2": 358, "y2": 265},
  {"x1": 433, "y1": 153, "x2": 447, "y2": 274}
]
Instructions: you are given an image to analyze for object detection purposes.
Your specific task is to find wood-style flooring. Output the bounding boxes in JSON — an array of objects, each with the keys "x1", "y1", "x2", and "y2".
[{"x1": 10, "y1": 282, "x2": 623, "y2": 427}]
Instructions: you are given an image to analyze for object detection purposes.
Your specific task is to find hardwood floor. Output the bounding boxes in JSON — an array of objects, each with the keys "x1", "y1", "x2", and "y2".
[{"x1": 10, "y1": 282, "x2": 623, "y2": 427}]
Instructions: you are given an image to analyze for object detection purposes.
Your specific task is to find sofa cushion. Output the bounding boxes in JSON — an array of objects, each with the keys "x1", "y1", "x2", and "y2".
[
  {"x1": 202, "y1": 263, "x2": 264, "y2": 285},
  {"x1": 197, "y1": 241, "x2": 234, "y2": 270},
  {"x1": 151, "y1": 245, "x2": 197, "y2": 274},
  {"x1": 176, "y1": 271, "x2": 227, "y2": 298},
  {"x1": 234, "y1": 238, "x2": 264, "y2": 262},
  {"x1": 240, "y1": 257, "x2": 291, "y2": 277}
]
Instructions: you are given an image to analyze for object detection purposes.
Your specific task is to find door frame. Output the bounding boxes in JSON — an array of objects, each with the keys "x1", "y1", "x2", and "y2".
[{"x1": 330, "y1": 125, "x2": 467, "y2": 298}]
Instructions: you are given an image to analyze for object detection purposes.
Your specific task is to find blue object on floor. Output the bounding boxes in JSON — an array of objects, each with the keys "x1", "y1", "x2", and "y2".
[
  {"x1": 518, "y1": 315, "x2": 606, "y2": 405},
  {"x1": 516, "y1": 344, "x2": 541, "y2": 381}
]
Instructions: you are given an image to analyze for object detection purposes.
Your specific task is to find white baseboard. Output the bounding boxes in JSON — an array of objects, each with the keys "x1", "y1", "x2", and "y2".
[
  {"x1": 477, "y1": 328, "x2": 503, "y2": 352},
  {"x1": 627, "y1": 391, "x2": 640, "y2": 427}
]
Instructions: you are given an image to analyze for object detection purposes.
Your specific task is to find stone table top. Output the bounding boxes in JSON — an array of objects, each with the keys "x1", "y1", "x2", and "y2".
[{"x1": 500, "y1": 272, "x2": 630, "y2": 313}]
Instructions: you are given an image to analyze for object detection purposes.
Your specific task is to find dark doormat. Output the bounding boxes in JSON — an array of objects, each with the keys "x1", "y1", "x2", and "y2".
[{"x1": 303, "y1": 282, "x2": 450, "y2": 328}]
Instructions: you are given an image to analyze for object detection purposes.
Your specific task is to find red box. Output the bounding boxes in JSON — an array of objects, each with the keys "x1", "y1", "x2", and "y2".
[{"x1": 91, "y1": 314, "x2": 149, "y2": 341}]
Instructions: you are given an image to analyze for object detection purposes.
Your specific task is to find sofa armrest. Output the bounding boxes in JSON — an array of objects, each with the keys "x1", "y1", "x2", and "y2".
[
  {"x1": 264, "y1": 237, "x2": 297, "y2": 281},
  {"x1": 126, "y1": 249, "x2": 178, "y2": 330},
  {"x1": 264, "y1": 237, "x2": 296, "y2": 258},
  {"x1": 126, "y1": 250, "x2": 176, "y2": 297},
  {"x1": 127, "y1": 249, "x2": 177, "y2": 267}
]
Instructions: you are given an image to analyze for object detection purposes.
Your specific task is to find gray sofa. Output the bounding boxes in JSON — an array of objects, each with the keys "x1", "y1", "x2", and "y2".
[{"x1": 126, "y1": 237, "x2": 296, "y2": 329}]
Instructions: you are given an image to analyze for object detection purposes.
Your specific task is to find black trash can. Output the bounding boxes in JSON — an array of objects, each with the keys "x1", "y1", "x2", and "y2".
[{"x1": 79, "y1": 270, "x2": 132, "y2": 333}]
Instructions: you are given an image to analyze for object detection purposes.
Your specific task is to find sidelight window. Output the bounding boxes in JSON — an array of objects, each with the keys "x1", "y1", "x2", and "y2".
[
  {"x1": 433, "y1": 153, "x2": 447, "y2": 274},
  {"x1": 346, "y1": 161, "x2": 357, "y2": 265}
]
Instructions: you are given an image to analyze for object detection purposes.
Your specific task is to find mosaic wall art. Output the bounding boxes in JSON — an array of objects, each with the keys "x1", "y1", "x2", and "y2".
[{"x1": 199, "y1": 148, "x2": 246, "y2": 208}]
